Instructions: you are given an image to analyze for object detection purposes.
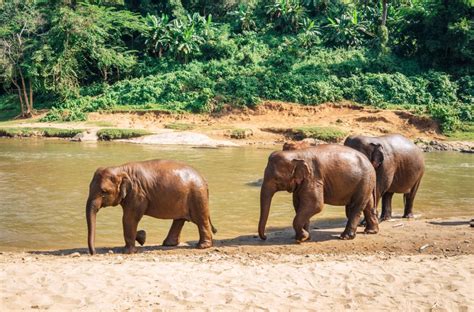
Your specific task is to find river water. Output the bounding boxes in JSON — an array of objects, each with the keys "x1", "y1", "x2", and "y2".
[{"x1": 0, "y1": 138, "x2": 473, "y2": 251}]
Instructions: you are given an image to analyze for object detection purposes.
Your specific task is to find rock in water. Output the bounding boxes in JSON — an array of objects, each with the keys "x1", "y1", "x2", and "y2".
[{"x1": 136, "y1": 230, "x2": 146, "y2": 246}]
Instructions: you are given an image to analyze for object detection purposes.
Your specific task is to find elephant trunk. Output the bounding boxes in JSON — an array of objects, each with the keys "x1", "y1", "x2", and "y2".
[
  {"x1": 86, "y1": 198, "x2": 100, "y2": 255},
  {"x1": 258, "y1": 181, "x2": 277, "y2": 240}
]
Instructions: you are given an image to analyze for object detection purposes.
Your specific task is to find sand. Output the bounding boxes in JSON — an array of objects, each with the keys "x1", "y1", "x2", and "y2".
[{"x1": 1, "y1": 217, "x2": 473, "y2": 311}]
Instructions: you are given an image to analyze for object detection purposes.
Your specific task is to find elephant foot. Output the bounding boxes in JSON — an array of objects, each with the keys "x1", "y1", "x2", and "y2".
[
  {"x1": 197, "y1": 240, "x2": 212, "y2": 249},
  {"x1": 162, "y1": 238, "x2": 179, "y2": 247},
  {"x1": 123, "y1": 246, "x2": 138, "y2": 254},
  {"x1": 136, "y1": 230, "x2": 146, "y2": 246},
  {"x1": 364, "y1": 226, "x2": 379, "y2": 234},
  {"x1": 403, "y1": 213, "x2": 414, "y2": 219},
  {"x1": 340, "y1": 229, "x2": 356, "y2": 240},
  {"x1": 295, "y1": 230, "x2": 310, "y2": 244},
  {"x1": 379, "y1": 215, "x2": 392, "y2": 222}
]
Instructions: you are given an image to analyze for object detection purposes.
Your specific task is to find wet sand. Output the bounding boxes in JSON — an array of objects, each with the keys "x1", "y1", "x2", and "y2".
[{"x1": 1, "y1": 217, "x2": 473, "y2": 311}]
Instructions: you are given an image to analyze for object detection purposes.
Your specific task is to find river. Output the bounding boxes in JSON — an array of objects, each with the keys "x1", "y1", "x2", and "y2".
[{"x1": 0, "y1": 138, "x2": 472, "y2": 251}]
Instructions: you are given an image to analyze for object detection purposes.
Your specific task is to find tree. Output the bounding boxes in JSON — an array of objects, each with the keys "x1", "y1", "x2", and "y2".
[{"x1": 0, "y1": 1, "x2": 43, "y2": 117}]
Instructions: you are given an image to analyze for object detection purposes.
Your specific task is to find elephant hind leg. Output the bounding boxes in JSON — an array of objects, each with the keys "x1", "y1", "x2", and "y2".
[
  {"x1": 196, "y1": 218, "x2": 213, "y2": 249},
  {"x1": 341, "y1": 200, "x2": 366, "y2": 240},
  {"x1": 163, "y1": 219, "x2": 186, "y2": 247},
  {"x1": 363, "y1": 202, "x2": 379, "y2": 234},
  {"x1": 380, "y1": 192, "x2": 394, "y2": 221},
  {"x1": 403, "y1": 178, "x2": 422, "y2": 218}
]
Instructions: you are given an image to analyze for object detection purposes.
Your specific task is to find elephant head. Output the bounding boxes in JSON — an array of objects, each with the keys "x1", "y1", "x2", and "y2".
[
  {"x1": 344, "y1": 136, "x2": 385, "y2": 169},
  {"x1": 86, "y1": 167, "x2": 131, "y2": 255},
  {"x1": 258, "y1": 152, "x2": 311, "y2": 240}
]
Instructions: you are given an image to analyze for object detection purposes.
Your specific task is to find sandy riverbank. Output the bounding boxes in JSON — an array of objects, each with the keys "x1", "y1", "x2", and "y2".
[{"x1": 1, "y1": 217, "x2": 473, "y2": 311}]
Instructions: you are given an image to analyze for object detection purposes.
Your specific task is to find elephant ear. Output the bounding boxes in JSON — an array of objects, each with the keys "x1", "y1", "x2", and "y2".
[
  {"x1": 291, "y1": 159, "x2": 310, "y2": 184},
  {"x1": 118, "y1": 173, "x2": 132, "y2": 201},
  {"x1": 370, "y1": 143, "x2": 384, "y2": 169}
]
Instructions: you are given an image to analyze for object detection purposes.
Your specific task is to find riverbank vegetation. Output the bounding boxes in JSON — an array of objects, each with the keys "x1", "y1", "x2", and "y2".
[
  {"x1": 0, "y1": 0, "x2": 472, "y2": 134},
  {"x1": 0, "y1": 127, "x2": 81, "y2": 138}
]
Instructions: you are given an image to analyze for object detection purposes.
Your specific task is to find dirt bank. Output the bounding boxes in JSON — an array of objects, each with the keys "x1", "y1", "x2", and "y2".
[
  {"x1": 2, "y1": 101, "x2": 473, "y2": 151},
  {"x1": 90, "y1": 101, "x2": 443, "y2": 145}
]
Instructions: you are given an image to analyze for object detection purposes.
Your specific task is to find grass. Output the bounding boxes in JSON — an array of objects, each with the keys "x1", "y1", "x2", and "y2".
[
  {"x1": 164, "y1": 122, "x2": 195, "y2": 131},
  {"x1": 112, "y1": 104, "x2": 183, "y2": 113},
  {"x1": 294, "y1": 126, "x2": 348, "y2": 143},
  {"x1": 230, "y1": 128, "x2": 253, "y2": 139},
  {"x1": 0, "y1": 127, "x2": 83, "y2": 138},
  {"x1": 86, "y1": 121, "x2": 116, "y2": 127},
  {"x1": 96, "y1": 128, "x2": 152, "y2": 140},
  {"x1": 445, "y1": 123, "x2": 474, "y2": 141},
  {"x1": 262, "y1": 126, "x2": 348, "y2": 143}
]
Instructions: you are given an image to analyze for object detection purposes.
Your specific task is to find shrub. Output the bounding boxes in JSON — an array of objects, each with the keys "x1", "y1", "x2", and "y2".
[
  {"x1": 96, "y1": 129, "x2": 152, "y2": 140},
  {"x1": 164, "y1": 122, "x2": 195, "y2": 130},
  {"x1": 230, "y1": 128, "x2": 253, "y2": 139},
  {"x1": 293, "y1": 126, "x2": 348, "y2": 142},
  {"x1": 0, "y1": 127, "x2": 82, "y2": 138}
]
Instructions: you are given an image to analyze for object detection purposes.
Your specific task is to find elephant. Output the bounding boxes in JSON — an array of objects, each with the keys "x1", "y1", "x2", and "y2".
[
  {"x1": 86, "y1": 159, "x2": 217, "y2": 255},
  {"x1": 343, "y1": 134, "x2": 425, "y2": 221},
  {"x1": 258, "y1": 144, "x2": 378, "y2": 243}
]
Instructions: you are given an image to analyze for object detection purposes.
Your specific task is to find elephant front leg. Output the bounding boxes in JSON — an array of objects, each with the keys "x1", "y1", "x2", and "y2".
[
  {"x1": 380, "y1": 192, "x2": 394, "y2": 221},
  {"x1": 293, "y1": 191, "x2": 322, "y2": 243},
  {"x1": 163, "y1": 219, "x2": 185, "y2": 247},
  {"x1": 293, "y1": 193, "x2": 310, "y2": 233},
  {"x1": 122, "y1": 209, "x2": 144, "y2": 254}
]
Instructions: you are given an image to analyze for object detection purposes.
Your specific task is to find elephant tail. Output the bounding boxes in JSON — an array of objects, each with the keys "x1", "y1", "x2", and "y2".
[{"x1": 210, "y1": 218, "x2": 217, "y2": 234}]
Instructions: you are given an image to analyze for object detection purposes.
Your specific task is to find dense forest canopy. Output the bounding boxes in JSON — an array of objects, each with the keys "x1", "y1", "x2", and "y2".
[{"x1": 0, "y1": 0, "x2": 472, "y2": 132}]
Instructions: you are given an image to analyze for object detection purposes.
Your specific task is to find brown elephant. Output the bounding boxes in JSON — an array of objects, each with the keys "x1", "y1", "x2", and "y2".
[
  {"x1": 86, "y1": 159, "x2": 216, "y2": 255},
  {"x1": 258, "y1": 144, "x2": 378, "y2": 243},
  {"x1": 344, "y1": 134, "x2": 425, "y2": 221}
]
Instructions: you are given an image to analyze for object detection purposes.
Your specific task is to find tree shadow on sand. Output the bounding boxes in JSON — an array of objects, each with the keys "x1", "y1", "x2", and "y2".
[{"x1": 28, "y1": 218, "x2": 353, "y2": 256}]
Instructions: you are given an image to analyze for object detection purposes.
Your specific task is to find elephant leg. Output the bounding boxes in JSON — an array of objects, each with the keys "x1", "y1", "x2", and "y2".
[
  {"x1": 293, "y1": 192, "x2": 322, "y2": 243},
  {"x1": 363, "y1": 201, "x2": 379, "y2": 234},
  {"x1": 340, "y1": 200, "x2": 364, "y2": 240},
  {"x1": 403, "y1": 179, "x2": 421, "y2": 218},
  {"x1": 380, "y1": 192, "x2": 394, "y2": 221},
  {"x1": 196, "y1": 218, "x2": 213, "y2": 249},
  {"x1": 122, "y1": 209, "x2": 144, "y2": 254},
  {"x1": 293, "y1": 193, "x2": 309, "y2": 233},
  {"x1": 163, "y1": 219, "x2": 186, "y2": 247}
]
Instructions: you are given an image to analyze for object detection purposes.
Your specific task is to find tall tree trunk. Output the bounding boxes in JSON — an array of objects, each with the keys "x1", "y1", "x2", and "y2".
[
  {"x1": 28, "y1": 79, "x2": 33, "y2": 114},
  {"x1": 18, "y1": 71, "x2": 30, "y2": 117},
  {"x1": 12, "y1": 80, "x2": 25, "y2": 117},
  {"x1": 381, "y1": 0, "x2": 388, "y2": 27}
]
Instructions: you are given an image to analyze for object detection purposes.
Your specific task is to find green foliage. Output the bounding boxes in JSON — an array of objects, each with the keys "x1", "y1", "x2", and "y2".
[
  {"x1": 143, "y1": 12, "x2": 217, "y2": 62},
  {"x1": 96, "y1": 128, "x2": 152, "y2": 140},
  {"x1": 0, "y1": 0, "x2": 472, "y2": 134},
  {"x1": 266, "y1": 0, "x2": 307, "y2": 33},
  {"x1": 390, "y1": 0, "x2": 473, "y2": 66},
  {"x1": 324, "y1": 8, "x2": 370, "y2": 48}
]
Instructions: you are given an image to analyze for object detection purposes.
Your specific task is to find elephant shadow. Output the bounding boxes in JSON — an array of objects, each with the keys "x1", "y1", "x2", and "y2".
[
  {"x1": 28, "y1": 218, "x2": 357, "y2": 256},
  {"x1": 429, "y1": 220, "x2": 471, "y2": 226}
]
